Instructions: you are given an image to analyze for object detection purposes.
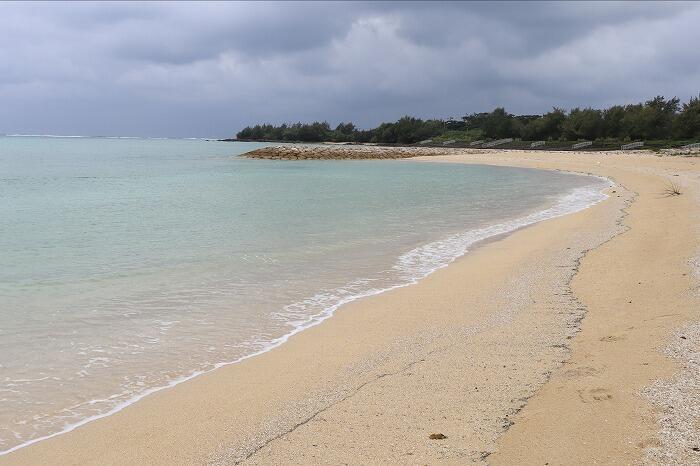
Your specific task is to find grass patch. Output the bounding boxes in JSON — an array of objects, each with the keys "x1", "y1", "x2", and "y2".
[{"x1": 663, "y1": 181, "x2": 683, "y2": 197}]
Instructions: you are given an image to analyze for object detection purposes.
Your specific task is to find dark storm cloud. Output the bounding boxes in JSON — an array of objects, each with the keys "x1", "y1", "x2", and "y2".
[{"x1": 0, "y1": 1, "x2": 698, "y2": 137}]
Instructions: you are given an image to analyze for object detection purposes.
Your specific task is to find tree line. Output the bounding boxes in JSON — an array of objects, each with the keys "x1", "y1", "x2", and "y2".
[{"x1": 235, "y1": 95, "x2": 700, "y2": 144}]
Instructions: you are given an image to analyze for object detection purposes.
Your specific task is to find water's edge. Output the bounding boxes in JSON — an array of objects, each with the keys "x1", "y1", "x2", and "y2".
[{"x1": 0, "y1": 172, "x2": 613, "y2": 457}]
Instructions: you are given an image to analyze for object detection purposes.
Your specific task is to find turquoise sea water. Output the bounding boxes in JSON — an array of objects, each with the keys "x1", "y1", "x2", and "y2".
[{"x1": 0, "y1": 136, "x2": 608, "y2": 453}]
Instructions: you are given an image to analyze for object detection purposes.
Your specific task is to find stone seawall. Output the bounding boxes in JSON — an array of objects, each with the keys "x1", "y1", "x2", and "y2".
[
  {"x1": 242, "y1": 144, "x2": 467, "y2": 160},
  {"x1": 241, "y1": 144, "x2": 697, "y2": 160}
]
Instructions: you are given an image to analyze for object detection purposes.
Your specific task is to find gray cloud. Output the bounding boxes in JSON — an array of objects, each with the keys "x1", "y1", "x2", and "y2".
[{"x1": 0, "y1": 1, "x2": 698, "y2": 137}]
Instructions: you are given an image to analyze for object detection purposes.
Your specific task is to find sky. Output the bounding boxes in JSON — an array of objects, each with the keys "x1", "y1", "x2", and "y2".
[{"x1": 1, "y1": 1, "x2": 699, "y2": 138}]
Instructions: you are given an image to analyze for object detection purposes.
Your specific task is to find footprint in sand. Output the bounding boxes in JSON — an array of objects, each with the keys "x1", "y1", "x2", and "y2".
[
  {"x1": 599, "y1": 335, "x2": 624, "y2": 342},
  {"x1": 577, "y1": 388, "x2": 613, "y2": 403},
  {"x1": 563, "y1": 366, "x2": 600, "y2": 379}
]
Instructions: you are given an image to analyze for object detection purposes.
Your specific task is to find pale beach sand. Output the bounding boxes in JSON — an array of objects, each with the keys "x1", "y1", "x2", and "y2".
[{"x1": 2, "y1": 149, "x2": 698, "y2": 465}]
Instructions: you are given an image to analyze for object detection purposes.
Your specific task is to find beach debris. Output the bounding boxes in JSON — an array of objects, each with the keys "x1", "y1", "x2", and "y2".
[
  {"x1": 663, "y1": 181, "x2": 682, "y2": 196},
  {"x1": 429, "y1": 433, "x2": 447, "y2": 440},
  {"x1": 681, "y1": 142, "x2": 700, "y2": 150},
  {"x1": 530, "y1": 140, "x2": 545, "y2": 148},
  {"x1": 469, "y1": 139, "x2": 485, "y2": 146}
]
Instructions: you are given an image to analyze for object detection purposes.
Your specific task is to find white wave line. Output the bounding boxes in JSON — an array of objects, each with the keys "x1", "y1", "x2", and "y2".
[{"x1": 0, "y1": 178, "x2": 612, "y2": 457}]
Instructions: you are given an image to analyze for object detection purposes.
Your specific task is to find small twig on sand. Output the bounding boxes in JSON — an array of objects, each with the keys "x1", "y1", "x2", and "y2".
[{"x1": 662, "y1": 181, "x2": 682, "y2": 197}]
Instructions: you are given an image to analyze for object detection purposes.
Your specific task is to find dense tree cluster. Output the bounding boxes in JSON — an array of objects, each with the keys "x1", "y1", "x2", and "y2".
[{"x1": 236, "y1": 95, "x2": 700, "y2": 144}]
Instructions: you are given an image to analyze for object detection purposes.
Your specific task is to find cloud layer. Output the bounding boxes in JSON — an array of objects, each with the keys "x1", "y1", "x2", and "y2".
[{"x1": 1, "y1": 1, "x2": 699, "y2": 137}]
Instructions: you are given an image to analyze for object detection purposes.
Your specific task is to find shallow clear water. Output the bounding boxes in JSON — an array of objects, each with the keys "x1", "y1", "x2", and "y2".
[{"x1": 0, "y1": 136, "x2": 607, "y2": 452}]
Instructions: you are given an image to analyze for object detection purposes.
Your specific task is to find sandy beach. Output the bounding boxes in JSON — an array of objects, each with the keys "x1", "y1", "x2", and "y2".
[{"x1": 3, "y1": 148, "x2": 698, "y2": 465}]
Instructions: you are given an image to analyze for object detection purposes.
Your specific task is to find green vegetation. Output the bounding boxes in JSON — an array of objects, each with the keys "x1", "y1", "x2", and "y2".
[{"x1": 235, "y1": 95, "x2": 700, "y2": 148}]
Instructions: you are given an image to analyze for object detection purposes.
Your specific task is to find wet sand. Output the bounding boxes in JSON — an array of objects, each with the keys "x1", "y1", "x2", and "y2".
[{"x1": 3, "y1": 149, "x2": 698, "y2": 465}]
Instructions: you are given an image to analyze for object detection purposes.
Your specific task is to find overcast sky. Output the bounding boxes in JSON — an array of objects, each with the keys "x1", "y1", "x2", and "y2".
[{"x1": 1, "y1": 1, "x2": 699, "y2": 138}]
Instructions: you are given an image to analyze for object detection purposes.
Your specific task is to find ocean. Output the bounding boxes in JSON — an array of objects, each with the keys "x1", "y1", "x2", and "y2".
[{"x1": 0, "y1": 135, "x2": 608, "y2": 453}]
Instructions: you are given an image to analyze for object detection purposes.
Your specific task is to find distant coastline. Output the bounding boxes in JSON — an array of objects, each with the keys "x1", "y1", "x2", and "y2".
[
  {"x1": 2, "y1": 134, "x2": 216, "y2": 141},
  {"x1": 229, "y1": 94, "x2": 700, "y2": 151}
]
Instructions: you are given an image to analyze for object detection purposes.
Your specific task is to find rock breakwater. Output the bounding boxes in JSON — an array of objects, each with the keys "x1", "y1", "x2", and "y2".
[{"x1": 242, "y1": 144, "x2": 467, "y2": 160}]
